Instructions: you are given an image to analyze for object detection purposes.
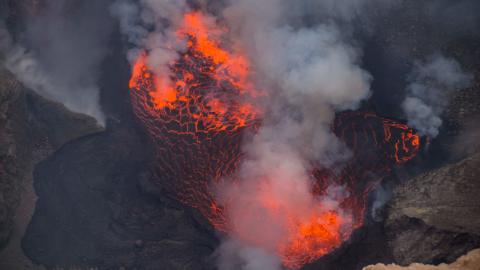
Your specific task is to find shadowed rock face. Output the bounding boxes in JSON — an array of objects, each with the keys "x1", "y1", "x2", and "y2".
[
  {"x1": 386, "y1": 153, "x2": 480, "y2": 265},
  {"x1": 0, "y1": 66, "x2": 101, "y2": 253},
  {"x1": 22, "y1": 122, "x2": 218, "y2": 270},
  {"x1": 389, "y1": 153, "x2": 480, "y2": 235}
]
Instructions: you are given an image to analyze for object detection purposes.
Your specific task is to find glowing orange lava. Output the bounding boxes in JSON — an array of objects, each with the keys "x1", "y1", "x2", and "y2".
[
  {"x1": 280, "y1": 206, "x2": 357, "y2": 269},
  {"x1": 128, "y1": 11, "x2": 420, "y2": 270},
  {"x1": 334, "y1": 111, "x2": 420, "y2": 165},
  {"x1": 283, "y1": 211, "x2": 347, "y2": 268},
  {"x1": 128, "y1": 10, "x2": 260, "y2": 234},
  {"x1": 129, "y1": 11, "x2": 260, "y2": 134}
]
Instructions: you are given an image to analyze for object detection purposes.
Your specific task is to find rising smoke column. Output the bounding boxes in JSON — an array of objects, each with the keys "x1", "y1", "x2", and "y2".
[
  {"x1": 214, "y1": 1, "x2": 373, "y2": 269},
  {"x1": 0, "y1": 0, "x2": 112, "y2": 125},
  {"x1": 111, "y1": 0, "x2": 188, "y2": 83},
  {"x1": 114, "y1": 0, "x2": 418, "y2": 269},
  {"x1": 402, "y1": 54, "x2": 473, "y2": 137}
]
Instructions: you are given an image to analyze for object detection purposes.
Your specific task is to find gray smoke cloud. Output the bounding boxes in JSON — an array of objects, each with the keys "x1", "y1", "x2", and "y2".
[
  {"x1": 215, "y1": 238, "x2": 282, "y2": 270},
  {"x1": 402, "y1": 54, "x2": 473, "y2": 138},
  {"x1": 110, "y1": 0, "x2": 187, "y2": 78},
  {"x1": 370, "y1": 184, "x2": 392, "y2": 222},
  {"x1": 215, "y1": 1, "x2": 378, "y2": 269},
  {"x1": 109, "y1": 1, "x2": 434, "y2": 269},
  {"x1": 0, "y1": 0, "x2": 113, "y2": 125},
  {"x1": 110, "y1": 0, "x2": 381, "y2": 269}
]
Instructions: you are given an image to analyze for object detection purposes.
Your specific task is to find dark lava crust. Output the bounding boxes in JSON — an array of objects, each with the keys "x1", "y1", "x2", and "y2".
[{"x1": 22, "y1": 122, "x2": 218, "y2": 270}]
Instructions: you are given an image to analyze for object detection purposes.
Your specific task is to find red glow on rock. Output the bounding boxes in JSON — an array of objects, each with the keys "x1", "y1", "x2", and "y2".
[{"x1": 128, "y1": 11, "x2": 420, "y2": 269}]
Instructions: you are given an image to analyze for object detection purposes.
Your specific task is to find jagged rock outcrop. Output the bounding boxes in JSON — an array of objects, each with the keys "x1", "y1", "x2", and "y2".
[
  {"x1": 389, "y1": 153, "x2": 480, "y2": 234},
  {"x1": 363, "y1": 249, "x2": 480, "y2": 270},
  {"x1": 386, "y1": 153, "x2": 480, "y2": 265}
]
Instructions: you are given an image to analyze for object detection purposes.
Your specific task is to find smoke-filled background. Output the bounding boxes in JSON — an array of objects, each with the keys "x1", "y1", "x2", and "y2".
[
  {"x1": 1, "y1": 0, "x2": 477, "y2": 136},
  {"x1": 111, "y1": 1, "x2": 374, "y2": 268},
  {"x1": 1, "y1": 1, "x2": 478, "y2": 129},
  {"x1": 0, "y1": 0, "x2": 480, "y2": 270},
  {"x1": 402, "y1": 54, "x2": 472, "y2": 138},
  {"x1": 0, "y1": 0, "x2": 113, "y2": 125},
  {"x1": 109, "y1": 1, "x2": 477, "y2": 269}
]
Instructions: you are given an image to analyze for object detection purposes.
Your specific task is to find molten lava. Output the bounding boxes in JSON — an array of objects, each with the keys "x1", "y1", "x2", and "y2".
[
  {"x1": 128, "y1": 10, "x2": 259, "y2": 233},
  {"x1": 128, "y1": 11, "x2": 420, "y2": 270},
  {"x1": 335, "y1": 111, "x2": 420, "y2": 169},
  {"x1": 129, "y1": 12, "x2": 259, "y2": 136}
]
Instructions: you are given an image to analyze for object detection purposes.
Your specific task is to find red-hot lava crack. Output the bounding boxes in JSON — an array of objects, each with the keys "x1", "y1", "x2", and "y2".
[{"x1": 128, "y1": 11, "x2": 420, "y2": 269}]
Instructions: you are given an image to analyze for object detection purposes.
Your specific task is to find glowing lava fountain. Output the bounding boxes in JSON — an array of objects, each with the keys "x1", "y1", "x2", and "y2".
[{"x1": 128, "y1": 11, "x2": 420, "y2": 269}]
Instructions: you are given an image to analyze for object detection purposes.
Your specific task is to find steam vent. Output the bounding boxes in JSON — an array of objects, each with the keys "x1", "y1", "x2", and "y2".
[{"x1": 0, "y1": 1, "x2": 479, "y2": 270}]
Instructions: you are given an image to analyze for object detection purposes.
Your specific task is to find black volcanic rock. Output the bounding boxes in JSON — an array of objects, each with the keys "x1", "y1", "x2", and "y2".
[
  {"x1": 302, "y1": 221, "x2": 395, "y2": 270},
  {"x1": 3, "y1": 1, "x2": 480, "y2": 270},
  {"x1": 386, "y1": 153, "x2": 480, "y2": 265},
  {"x1": 0, "y1": 67, "x2": 101, "y2": 252},
  {"x1": 22, "y1": 122, "x2": 218, "y2": 270}
]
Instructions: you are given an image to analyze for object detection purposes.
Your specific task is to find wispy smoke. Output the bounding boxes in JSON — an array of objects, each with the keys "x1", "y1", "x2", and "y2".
[
  {"x1": 110, "y1": 1, "x2": 389, "y2": 269},
  {"x1": 370, "y1": 184, "x2": 392, "y2": 222},
  {"x1": 110, "y1": 0, "x2": 187, "y2": 78},
  {"x1": 214, "y1": 1, "x2": 375, "y2": 269},
  {"x1": 402, "y1": 54, "x2": 473, "y2": 138},
  {"x1": 215, "y1": 238, "x2": 282, "y2": 270},
  {"x1": 0, "y1": 0, "x2": 112, "y2": 125}
]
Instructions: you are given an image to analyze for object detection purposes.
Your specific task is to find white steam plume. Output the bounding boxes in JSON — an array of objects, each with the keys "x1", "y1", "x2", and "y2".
[
  {"x1": 402, "y1": 54, "x2": 473, "y2": 137},
  {"x1": 0, "y1": 1, "x2": 112, "y2": 125},
  {"x1": 111, "y1": 1, "x2": 377, "y2": 269},
  {"x1": 110, "y1": 0, "x2": 188, "y2": 79},
  {"x1": 215, "y1": 238, "x2": 282, "y2": 270},
  {"x1": 214, "y1": 1, "x2": 375, "y2": 269},
  {"x1": 2, "y1": 45, "x2": 105, "y2": 124}
]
